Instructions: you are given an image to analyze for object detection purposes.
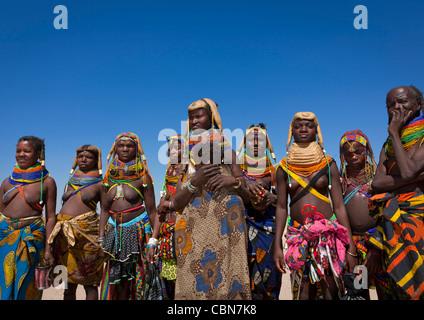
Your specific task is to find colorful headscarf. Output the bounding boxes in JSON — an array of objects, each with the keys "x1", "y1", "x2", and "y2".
[
  {"x1": 237, "y1": 126, "x2": 276, "y2": 178},
  {"x1": 339, "y1": 129, "x2": 377, "y2": 191},
  {"x1": 103, "y1": 132, "x2": 153, "y2": 186}
]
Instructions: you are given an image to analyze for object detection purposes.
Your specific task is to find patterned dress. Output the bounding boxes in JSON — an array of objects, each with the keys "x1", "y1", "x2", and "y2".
[{"x1": 174, "y1": 165, "x2": 251, "y2": 300}]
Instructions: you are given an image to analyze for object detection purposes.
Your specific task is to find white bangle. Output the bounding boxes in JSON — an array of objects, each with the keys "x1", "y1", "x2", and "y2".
[{"x1": 148, "y1": 237, "x2": 158, "y2": 247}]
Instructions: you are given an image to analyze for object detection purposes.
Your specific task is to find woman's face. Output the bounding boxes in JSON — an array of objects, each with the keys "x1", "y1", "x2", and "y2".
[
  {"x1": 168, "y1": 140, "x2": 182, "y2": 164},
  {"x1": 245, "y1": 130, "x2": 267, "y2": 158},
  {"x1": 386, "y1": 87, "x2": 420, "y2": 123},
  {"x1": 342, "y1": 142, "x2": 366, "y2": 170},
  {"x1": 15, "y1": 141, "x2": 40, "y2": 169},
  {"x1": 292, "y1": 119, "x2": 317, "y2": 143},
  {"x1": 188, "y1": 108, "x2": 212, "y2": 131},
  {"x1": 115, "y1": 139, "x2": 137, "y2": 163},
  {"x1": 77, "y1": 150, "x2": 97, "y2": 172}
]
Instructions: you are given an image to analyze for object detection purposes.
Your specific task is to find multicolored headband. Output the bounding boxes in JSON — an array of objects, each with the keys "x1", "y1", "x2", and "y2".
[
  {"x1": 167, "y1": 135, "x2": 185, "y2": 144},
  {"x1": 339, "y1": 130, "x2": 374, "y2": 157}
]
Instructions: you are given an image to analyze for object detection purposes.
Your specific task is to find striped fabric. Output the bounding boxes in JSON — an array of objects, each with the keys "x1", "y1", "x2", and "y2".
[{"x1": 369, "y1": 192, "x2": 424, "y2": 300}]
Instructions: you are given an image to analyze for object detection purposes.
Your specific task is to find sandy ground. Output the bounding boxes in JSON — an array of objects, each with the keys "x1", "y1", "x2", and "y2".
[{"x1": 41, "y1": 267, "x2": 377, "y2": 300}]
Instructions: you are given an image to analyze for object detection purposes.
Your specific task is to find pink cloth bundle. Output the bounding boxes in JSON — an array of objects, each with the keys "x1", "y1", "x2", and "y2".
[{"x1": 284, "y1": 213, "x2": 349, "y2": 277}]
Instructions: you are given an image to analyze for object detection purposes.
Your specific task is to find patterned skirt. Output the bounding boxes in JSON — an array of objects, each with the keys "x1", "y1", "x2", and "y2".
[
  {"x1": 100, "y1": 212, "x2": 151, "y2": 300},
  {"x1": 50, "y1": 211, "x2": 103, "y2": 285},
  {"x1": 0, "y1": 212, "x2": 45, "y2": 300},
  {"x1": 246, "y1": 205, "x2": 281, "y2": 300}
]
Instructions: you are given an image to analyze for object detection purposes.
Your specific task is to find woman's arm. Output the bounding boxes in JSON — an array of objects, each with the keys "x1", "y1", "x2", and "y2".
[
  {"x1": 273, "y1": 167, "x2": 288, "y2": 273},
  {"x1": 329, "y1": 162, "x2": 357, "y2": 272},
  {"x1": 0, "y1": 179, "x2": 6, "y2": 212},
  {"x1": 99, "y1": 184, "x2": 110, "y2": 239},
  {"x1": 44, "y1": 177, "x2": 57, "y2": 265},
  {"x1": 143, "y1": 174, "x2": 160, "y2": 240}
]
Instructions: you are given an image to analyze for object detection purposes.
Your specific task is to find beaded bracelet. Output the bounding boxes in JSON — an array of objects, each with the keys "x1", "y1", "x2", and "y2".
[{"x1": 186, "y1": 181, "x2": 198, "y2": 193}]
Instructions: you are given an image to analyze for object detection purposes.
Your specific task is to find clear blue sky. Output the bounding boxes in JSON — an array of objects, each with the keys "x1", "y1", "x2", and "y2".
[{"x1": 1, "y1": 0, "x2": 423, "y2": 208}]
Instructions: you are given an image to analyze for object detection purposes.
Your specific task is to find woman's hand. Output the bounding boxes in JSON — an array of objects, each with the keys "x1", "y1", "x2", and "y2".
[
  {"x1": 191, "y1": 164, "x2": 221, "y2": 187},
  {"x1": 245, "y1": 179, "x2": 264, "y2": 196},
  {"x1": 344, "y1": 247, "x2": 359, "y2": 273},
  {"x1": 157, "y1": 200, "x2": 169, "y2": 215},
  {"x1": 205, "y1": 174, "x2": 236, "y2": 193},
  {"x1": 146, "y1": 247, "x2": 156, "y2": 264},
  {"x1": 388, "y1": 106, "x2": 412, "y2": 137},
  {"x1": 273, "y1": 246, "x2": 286, "y2": 274},
  {"x1": 44, "y1": 251, "x2": 54, "y2": 266},
  {"x1": 364, "y1": 248, "x2": 382, "y2": 279}
]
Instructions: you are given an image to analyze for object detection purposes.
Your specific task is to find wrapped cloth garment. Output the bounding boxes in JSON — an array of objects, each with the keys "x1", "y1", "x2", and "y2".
[
  {"x1": 284, "y1": 213, "x2": 349, "y2": 299},
  {"x1": 0, "y1": 212, "x2": 45, "y2": 300},
  {"x1": 174, "y1": 165, "x2": 251, "y2": 300},
  {"x1": 368, "y1": 191, "x2": 424, "y2": 300},
  {"x1": 245, "y1": 205, "x2": 281, "y2": 300},
  {"x1": 352, "y1": 230, "x2": 393, "y2": 295},
  {"x1": 48, "y1": 211, "x2": 104, "y2": 285}
]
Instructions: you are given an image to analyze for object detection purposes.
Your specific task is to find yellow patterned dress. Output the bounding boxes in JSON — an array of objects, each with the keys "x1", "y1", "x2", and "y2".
[{"x1": 0, "y1": 212, "x2": 45, "y2": 300}]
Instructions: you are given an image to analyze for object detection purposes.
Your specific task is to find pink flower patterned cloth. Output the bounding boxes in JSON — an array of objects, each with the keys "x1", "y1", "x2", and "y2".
[{"x1": 284, "y1": 214, "x2": 349, "y2": 277}]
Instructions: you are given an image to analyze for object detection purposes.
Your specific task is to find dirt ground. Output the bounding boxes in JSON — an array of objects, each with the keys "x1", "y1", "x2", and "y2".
[{"x1": 41, "y1": 270, "x2": 377, "y2": 300}]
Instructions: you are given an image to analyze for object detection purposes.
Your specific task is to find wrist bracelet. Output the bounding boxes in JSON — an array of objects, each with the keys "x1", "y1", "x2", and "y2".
[
  {"x1": 147, "y1": 244, "x2": 156, "y2": 250},
  {"x1": 233, "y1": 177, "x2": 241, "y2": 189},
  {"x1": 347, "y1": 250, "x2": 358, "y2": 257},
  {"x1": 186, "y1": 181, "x2": 198, "y2": 193},
  {"x1": 97, "y1": 237, "x2": 105, "y2": 243},
  {"x1": 148, "y1": 237, "x2": 158, "y2": 247},
  {"x1": 169, "y1": 201, "x2": 173, "y2": 210}
]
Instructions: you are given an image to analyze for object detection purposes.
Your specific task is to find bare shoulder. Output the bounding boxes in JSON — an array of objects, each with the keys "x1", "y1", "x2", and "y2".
[{"x1": 44, "y1": 176, "x2": 57, "y2": 188}]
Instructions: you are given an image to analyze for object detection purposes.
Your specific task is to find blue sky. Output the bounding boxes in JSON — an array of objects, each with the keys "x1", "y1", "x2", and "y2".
[{"x1": 1, "y1": 0, "x2": 423, "y2": 208}]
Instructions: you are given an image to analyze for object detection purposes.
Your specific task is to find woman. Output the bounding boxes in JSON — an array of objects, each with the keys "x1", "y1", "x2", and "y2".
[
  {"x1": 156, "y1": 135, "x2": 184, "y2": 299},
  {"x1": 100, "y1": 132, "x2": 160, "y2": 300},
  {"x1": 237, "y1": 123, "x2": 281, "y2": 300},
  {"x1": 370, "y1": 86, "x2": 424, "y2": 300},
  {"x1": 173, "y1": 98, "x2": 252, "y2": 300},
  {"x1": 339, "y1": 130, "x2": 393, "y2": 299},
  {"x1": 0, "y1": 136, "x2": 57, "y2": 300},
  {"x1": 273, "y1": 112, "x2": 357, "y2": 300},
  {"x1": 48, "y1": 145, "x2": 105, "y2": 300}
]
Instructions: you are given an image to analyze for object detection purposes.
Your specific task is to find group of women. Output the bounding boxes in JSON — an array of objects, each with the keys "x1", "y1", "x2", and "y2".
[{"x1": 1, "y1": 87, "x2": 423, "y2": 300}]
